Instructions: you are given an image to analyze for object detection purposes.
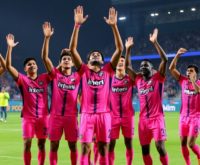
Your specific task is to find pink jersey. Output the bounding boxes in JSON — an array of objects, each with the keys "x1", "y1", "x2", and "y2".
[
  {"x1": 78, "y1": 63, "x2": 114, "y2": 113},
  {"x1": 110, "y1": 74, "x2": 134, "y2": 117},
  {"x1": 179, "y1": 75, "x2": 200, "y2": 117},
  {"x1": 49, "y1": 68, "x2": 81, "y2": 116},
  {"x1": 135, "y1": 72, "x2": 165, "y2": 119},
  {"x1": 16, "y1": 73, "x2": 51, "y2": 118}
]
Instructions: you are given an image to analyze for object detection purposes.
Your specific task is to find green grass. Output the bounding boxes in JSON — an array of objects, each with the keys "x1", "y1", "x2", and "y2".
[{"x1": 0, "y1": 112, "x2": 199, "y2": 164}]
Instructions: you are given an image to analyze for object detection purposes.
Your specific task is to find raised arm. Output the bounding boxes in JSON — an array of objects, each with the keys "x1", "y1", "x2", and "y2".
[
  {"x1": 5, "y1": 34, "x2": 19, "y2": 80},
  {"x1": 41, "y1": 22, "x2": 54, "y2": 73},
  {"x1": 69, "y1": 6, "x2": 88, "y2": 69},
  {"x1": 124, "y1": 37, "x2": 137, "y2": 81},
  {"x1": 190, "y1": 73, "x2": 200, "y2": 93},
  {"x1": 0, "y1": 54, "x2": 6, "y2": 75},
  {"x1": 104, "y1": 7, "x2": 123, "y2": 69},
  {"x1": 149, "y1": 28, "x2": 168, "y2": 77},
  {"x1": 169, "y1": 48, "x2": 187, "y2": 80}
]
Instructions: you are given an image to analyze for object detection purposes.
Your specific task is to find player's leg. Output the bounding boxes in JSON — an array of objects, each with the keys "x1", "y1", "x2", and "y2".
[
  {"x1": 108, "y1": 116, "x2": 120, "y2": 165},
  {"x1": 188, "y1": 117, "x2": 200, "y2": 165},
  {"x1": 180, "y1": 116, "x2": 191, "y2": 165},
  {"x1": 36, "y1": 117, "x2": 48, "y2": 165},
  {"x1": 2, "y1": 107, "x2": 7, "y2": 121},
  {"x1": 37, "y1": 139, "x2": 46, "y2": 165},
  {"x1": 108, "y1": 139, "x2": 116, "y2": 165},
  {"x1": 50, "y1": 141, "x2": 60, "y2": 165},
  {"x1": 79, "y1": 114, "x2": 94, "y2": 165},
  {"x1": 22, "y1": 118, "x2": 35, "y2": 165},
  {"x1": 122, "y1": 116, "x2": 134, "y2": 165},
  {"x1": 154, "y1": 117, "x2": 168, "y2": 165},
  {"x1": 48, "y1": 116, "x2": 62, "y2": 165},
  {"x1": 65, "y1": 116, "x2": 79, "y2": 165},
  {"x1": 141, "y1": 144, "x2": 152, "y2": 165},
  {"x1": 24, "y1": 138, "x2": 32, "y2": 165},
  {"x1": 139, "y1": 119, "x2": 152, "y2": 165},
  {"x1": 96, "y1": 113, "x2": 111, "y2": 165},
  {"x1": 155, "y1": 140, "x2": 168, "y2": 165}
]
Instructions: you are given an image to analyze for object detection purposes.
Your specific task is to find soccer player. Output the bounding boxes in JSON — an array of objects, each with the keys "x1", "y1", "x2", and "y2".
[
  {"x1": 108, "y1": 37, "x2": 134, "y2": 165},
  {"x1": 169, "y1": 48, "x2": 200, "y2": 165},
  {"x1": 41, "y1": 22, "x2": 80, "y2": 165},
  {"x1": 69, "y1": 6, "x2": 123, "y2": 165},
  {"x1": 6, "y1": 34, "x2": 51, "y2": 165},
  {"x1": 0, "y1": 87, "x2": 10, "y2": 122},
  {"x1": 126, "y1": 29, "x2": 169, "y2": 165}
]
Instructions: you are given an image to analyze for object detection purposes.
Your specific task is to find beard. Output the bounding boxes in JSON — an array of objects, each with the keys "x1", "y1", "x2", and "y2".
[{"x1": 89, "y1": 60, "x2": 102, "y2": 66}]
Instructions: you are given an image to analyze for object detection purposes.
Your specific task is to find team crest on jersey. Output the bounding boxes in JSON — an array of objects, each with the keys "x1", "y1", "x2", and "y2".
[
  {"x1": 98, "y1": 71, "x2": 104, "y2": 77},
  {"x1": 147, "y1": 80, "x2": 152, "y2": 85},
  {"x1": 124, "y1": 80, "x2": 128, "y2": 84},
  {"x1": 70, "y1": 78, "x2": 75, "y2": 82},
  {"x1": 38, "y1": 81, "x2": 43, "y2": 86}
]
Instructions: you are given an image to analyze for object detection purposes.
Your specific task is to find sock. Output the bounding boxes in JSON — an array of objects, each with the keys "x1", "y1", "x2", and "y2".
[
  {"x1": 38, "y1": 151, "x2": 45, "y2": 165},
  {"x1": 191, "y1": 145, "x2": 200, "y2": 159},
  {"x1": 109, "y1": 151, "x2": 115, "y2": 165},
  {"x1": 71, "y1": 151, "x2": 78, "y2": 165},
  {"x1": 80, "y1": 154, "x2": 88, "y2": 165},
  {"x1": 99, "y1": 153, "x2": 108, "y2": 165},
  {"x1": 142, "y1": 155, "x2": 152, "y2": 165},
  {"x1": 126, "y1": 149, "x2": 133, "y2": 165},
  {"x1": 24, "y1": 151, "x2": 31, "y2": 165},
  {"x1": 181, "y1": 146, "x2": 191, "y2": 165},
  {"x1": 160, "y1": 154, "x2": 169, "y2": 165},
  {"x1": 49, "y1": 151, "x2": 57, "y2": 165}
]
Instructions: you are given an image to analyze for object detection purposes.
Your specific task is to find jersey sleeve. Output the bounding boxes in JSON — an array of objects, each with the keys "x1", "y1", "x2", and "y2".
[
  {"x1": 155, "y1": 72, "x2": 165, "y2": 83},
  {"x1": 48, "y1": 67, "x2": 57, "y2": 80},
  {"x1": 103, "y1": 63, "x2": 115, "y2": 75},
  {"x1": 77, "y1": 63, "x2": 88, "y2": 76},
  {"x1": 178, "y1": 75, "x2": 187, "y2": 85},
  {"x1": 15, "y1": 73, "x2": 24, "y2": 86}
]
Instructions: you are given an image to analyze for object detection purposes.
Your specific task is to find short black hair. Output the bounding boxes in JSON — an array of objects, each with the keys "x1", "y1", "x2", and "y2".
[
  {"x1": 59, "y1": 49, "x2": 72, "y2": 62},
  {"x1": 87, "y1": 50, "x2": 104, "y2": 62},
  {"x1": 141, "y1": 59, "x2": 153, "y2": 66},
  {"x1": 120, "y1": 55, "x2": 125, "y2": 59},
  {"x1": 23, "y1": 57, "x2": 37, "y2": 67},
  {"x1": 187, "y1": 64, "x2": 199, "y2": 74}
]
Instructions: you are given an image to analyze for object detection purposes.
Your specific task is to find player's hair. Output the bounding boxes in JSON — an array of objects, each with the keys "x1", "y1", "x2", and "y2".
[
  {"x1": 59, "y1": 49, "x2": 72, "y2": 62},
  {"x1": 121, "y1": 55, "x2": 125, "y2": 59},
  {"x1": 87, "y1": 50, "x2": 104, "y2": 62},
  {"x1": 23, "y1": 57, "x2": 37, "y2": 67},
  {"x1": 141, "y1": 59, "x2": 153, "y2": 66},
  {"x1": 187, "y1": 64, "x2": 199, "y2": 74}
]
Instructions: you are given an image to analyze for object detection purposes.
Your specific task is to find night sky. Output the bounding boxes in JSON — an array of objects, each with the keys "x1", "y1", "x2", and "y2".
[{"x1": 0, "y1": 0, "x2": 120, "y2": 73}]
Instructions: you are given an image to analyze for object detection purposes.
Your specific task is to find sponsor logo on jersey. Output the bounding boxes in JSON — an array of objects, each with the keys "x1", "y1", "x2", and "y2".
[
  {"x1": 139, "y1": 86, "x2": 154, "y2": 95},
  {"x1": 184, "y1": 89, "x2": 197, "y2": 95},
  {"x1": 88, "y1": 79, "x2": 104, "y2": 86},
  {"x1": 112, "y1": 87, "x2": 128, "y2": 93},
  {"x1": 58, "y1": 81, "x2": 75, "y2": 90},
  {"x1": 28, "y1": 87, "x2": 44, "y2": 93}
]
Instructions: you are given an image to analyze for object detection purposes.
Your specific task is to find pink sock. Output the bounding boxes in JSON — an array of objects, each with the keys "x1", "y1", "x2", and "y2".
[
  {"x1": 24, "y1": 151, "x2": 31, "y2": 165},
  {"x1": 142, "y1": 155, "x2": 152, "y2": 165},
  {"x1": 71, "y1": 151, "x2": 78, "y2": 165},
  {"x1": 94, "y1": 143, "x2": 99, "y2": 165},
  {"x1": 181, "y1": 146, "x2": 191, "y2": 165},
  {"x1": 38, "y1": 151, "x2": 45, "y2": 165},
  {"x1": 80, "y1": 154, "x2": 88, "y2": 165},
  {"x1": 191, "y1": 145, "x2": 200, "y2": 159},
  {"x1": 49, "y1": 151, "x2": 57, "y2": 165},
  {"x1": 99, "y1": 153, "x2": 108, "y2": 165},
  {"x1": 160, "y1": 154, "x2": 169, "y2": 165},
  {"x1": 109, "y1": 151, "x2": 115, "y2": 165},
  {"x1": 126, "y1": 149, "x2": 133, "y2": 165}
]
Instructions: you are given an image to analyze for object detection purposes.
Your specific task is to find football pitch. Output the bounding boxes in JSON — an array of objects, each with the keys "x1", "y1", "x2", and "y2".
[{"x1": 0, "y1": 112, "x2": 199, "y2": 165}]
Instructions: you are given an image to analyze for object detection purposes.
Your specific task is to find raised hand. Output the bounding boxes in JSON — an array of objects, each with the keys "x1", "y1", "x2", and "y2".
[
  {"x1": 6, "y1": 34, "x2": 19, "y2": 47},
  {"x1": 43, "y1": 22, "x2": 54, "y2": 38},
  {"x1": 104, "y1": 7, "x2": 118, "y2": 26},
  {"x1": 149, "y1": 28, "x2": 158, "y2": 43},
  {"x1": 125, "y1": 37, "x2": 134, "y2": 49},
  {"x1": 74, "y1": 6, "x2": 88, "y2": 25},
  {"x1": 176, "y1": 48, "x2": 187, "y2": 57}
]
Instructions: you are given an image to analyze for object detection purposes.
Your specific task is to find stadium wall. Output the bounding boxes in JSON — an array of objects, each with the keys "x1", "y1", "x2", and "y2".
[{"x1": 7, "y1": 99, "x2": 181, "y2": 112}]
